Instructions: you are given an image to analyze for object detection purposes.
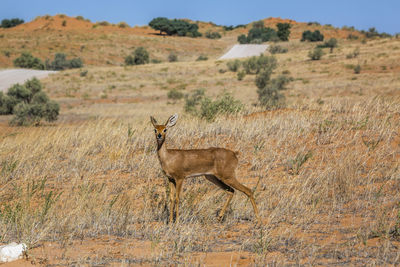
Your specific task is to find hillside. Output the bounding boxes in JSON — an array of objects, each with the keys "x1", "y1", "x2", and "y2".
[
  {"x1": 1, "y1": 22, "x2": 400, "y2": 265},
  {"x1": 0, "y1": 15, "x2": 364, "y2": 68}
]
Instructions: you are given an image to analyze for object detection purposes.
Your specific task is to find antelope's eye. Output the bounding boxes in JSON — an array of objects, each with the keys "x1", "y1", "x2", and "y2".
[
  {"x1": 163, "y1": 129, "x2": 167, "y2": 133},
  {"x1": 154, "y1": 129, "x2": 157, "y2": 133}
]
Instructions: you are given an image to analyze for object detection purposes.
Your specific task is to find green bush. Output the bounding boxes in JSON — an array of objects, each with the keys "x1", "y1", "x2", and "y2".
[
  {"x1": 317, "y1": 38, "x2": 338, "y2": 52},
  {"x1": 168, "y1": 52, "x2": 178, "y2": 62},
  {"x1": 346, "y1": 47, "x2": 360, "y2": 59},
  {"x1": 257, "y1": 85, "x2": 285, "y2": 109},
  {"x1": 45, "y1": 53, "x2": 83, "y2": 70},
  {"x1": 308, "y1": 47, "x2": 324, "y2": 60},
  {"x1": 0, "y1": 78, "x2": 59, "y2": 125},
  {"x1": 199, "y1": 93, "x2": 243, "y2": 122},
  {"x1": 237, "y1": 70, "x2": 246, "y2": 81},
  {"x1": 125, "y1": 47, "x2": 149, "y2": 65},
  {"x1": 237, "y1": 21, "x2": 279, "y2": 44},
  {"x1": 242, "y1": 54, "x2": 277, "y2": 74},
  {"x1": 149, "y1": 17, "x2": 201, "y2": 37},
  {"x1": 13, "y1": 52, "x2": 44, "y2": 70},
  {"x1": 184, "y1": 89, "x2": 242, "y2": 122},
  {"x1": 269, "y1": 45, "x2": 288, "y2": 54},
  {"x1": 253, "y1": 56, "x2": 291, "y2": 109},
  {"x1": 167, "y1": 89, "x2": 184, "y2": 100},
  {"x1": 226, "y1": 60, "x2": 241, "y2": 72},
  {"x1": 354, "y1": 65, "x2": 361, "y2": 74},
  {"x1": 205, "y1": 31, "x2": 221, "y2": 39},
  {"x1": 237, "y1": 34, "x2": 248, "y2": 44},
  {"x1": 256, "y1": 74, "x2": 290, "y2": 109},
  {"x1": 196, "y1": 55, "x2": 208, "y2": 61},
  {"x1": 301, "y1": 30, "x2": 324, "y2": 42},
  {"x1": 184, "y1": 88, "x2": 206, "y2": 115}
]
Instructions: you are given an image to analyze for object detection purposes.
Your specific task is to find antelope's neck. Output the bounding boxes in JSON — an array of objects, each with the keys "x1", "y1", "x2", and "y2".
[{"x1": 157, "y1": 139, "x2": 169, "y2": 162}]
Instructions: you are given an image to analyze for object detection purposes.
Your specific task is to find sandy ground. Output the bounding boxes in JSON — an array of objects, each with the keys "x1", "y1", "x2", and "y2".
[
  {"x1": 0, "y1": 69, "x2": 57, "y2": 92},
  {"x1": 219, "y1": 44, "x2": 269, "y2": 60}
]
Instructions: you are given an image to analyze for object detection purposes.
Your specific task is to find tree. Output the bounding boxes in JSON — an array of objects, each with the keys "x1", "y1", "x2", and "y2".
[
  {"x1": 1, "y1": 18, "x2": 24, "y2": 28},
  {"x1": 301, "y1": 30, "x2": 324, "y2": 42},
  {"x1": 148, "y1": 17, "x2": 201, "y2": 37},
  {"x1": 276, "y1": 23, "x2": 291, "y2": 41}
]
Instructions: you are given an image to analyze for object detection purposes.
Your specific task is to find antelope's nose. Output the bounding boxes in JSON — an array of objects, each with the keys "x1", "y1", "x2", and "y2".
[{"x1": 157, "y1": 133, "x2": 162, "y2": 139}]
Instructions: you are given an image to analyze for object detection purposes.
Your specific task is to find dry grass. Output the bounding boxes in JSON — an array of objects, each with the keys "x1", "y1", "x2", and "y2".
[{"x1": 1, "y1": 36, "x2": 400, "y2": 266}]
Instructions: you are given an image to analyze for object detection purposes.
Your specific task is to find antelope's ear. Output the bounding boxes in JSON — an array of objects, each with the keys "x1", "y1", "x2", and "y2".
[
  {"x1": 150, "y1": 116, "x2": 157, "y2": 127},
  {"x1": 165, "y1": 114, "x2": 178, "y2": 128}
]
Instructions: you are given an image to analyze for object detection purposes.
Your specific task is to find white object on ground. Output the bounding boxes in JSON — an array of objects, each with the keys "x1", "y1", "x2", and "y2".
[
  {"x1": 0, "y1": 242, "x2": 27, "y2": 262},
  {"x1": 0, "y1": 69, "x2": 57, "y2": 92},
  {"x1": 218, "y1": 44, "x2": 269, "y2": 60}
]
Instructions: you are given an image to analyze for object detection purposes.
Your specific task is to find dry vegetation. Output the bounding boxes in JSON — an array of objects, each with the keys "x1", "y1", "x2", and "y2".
[{"x1": 0, "y1": 17, "x2": 400, "y2": 266}]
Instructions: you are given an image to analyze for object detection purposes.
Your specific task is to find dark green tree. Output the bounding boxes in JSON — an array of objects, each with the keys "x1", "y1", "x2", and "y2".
[
  {"x1": 1, "y1": 18, "x2": 24, "y2": 28},
  {"x1": 276, "y1": 23, "x2": 291, "y2": 41}
]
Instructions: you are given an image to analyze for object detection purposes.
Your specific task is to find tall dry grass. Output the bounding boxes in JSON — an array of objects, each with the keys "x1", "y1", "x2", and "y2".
[{"x1": 1, "y1": 37, "x2": 400, "y2": 265}]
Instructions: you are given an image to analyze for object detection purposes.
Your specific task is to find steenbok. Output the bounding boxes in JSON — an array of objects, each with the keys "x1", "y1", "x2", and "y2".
[{"x1": 150, "y1": 114, "x2": 260, "y2": 223}]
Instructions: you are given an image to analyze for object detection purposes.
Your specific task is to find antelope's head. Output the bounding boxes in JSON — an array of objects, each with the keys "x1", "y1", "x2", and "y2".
[{"x1": 150, "y1": 114, "x2": 178, "y2": 147}]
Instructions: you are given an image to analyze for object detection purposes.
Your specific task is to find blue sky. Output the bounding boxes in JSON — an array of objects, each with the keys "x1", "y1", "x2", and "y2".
[{"x1": 1, "y1": 0, "x2": 399, "y2": 34}]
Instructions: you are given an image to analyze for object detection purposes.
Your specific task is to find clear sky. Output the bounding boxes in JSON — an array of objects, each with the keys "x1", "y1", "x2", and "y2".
[{"x1": 1, "y1": 0, "x2": 399, "y2": 34}]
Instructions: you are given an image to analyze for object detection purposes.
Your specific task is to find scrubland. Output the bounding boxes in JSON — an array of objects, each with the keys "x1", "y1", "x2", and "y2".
[{"x1": 0, "y1": 32, "x2": 400, "y2": 266}]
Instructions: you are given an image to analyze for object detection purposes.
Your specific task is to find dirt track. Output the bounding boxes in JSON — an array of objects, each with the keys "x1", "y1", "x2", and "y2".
[
  {"x1": 219, "y1": 44, "x2": 269, "y2": 60},
  {"x1": 0, "y1": 69, "x2": 57, "y2": 92}
]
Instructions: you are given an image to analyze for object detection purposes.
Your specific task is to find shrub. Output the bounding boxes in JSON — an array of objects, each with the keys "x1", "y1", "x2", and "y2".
[
  {"x1": 242, "y1": 54, "x2": 277, "y2": 75},
  {"x1": 184, "y1": 89, "x2": 242, "y2": 122},
  {"x1": 318, "y1": 38, "x2": 338, "y2": 53},
  {"x1": 308, "y1": 47, "x2": 324, "y2": 60},
  {"x1": 168, "y1": 53, "x2": 178, "y2": 62},
  {"x1": 97, "y1": 21, "x2": 110, "y2": 26},
  {"x1": 276, "y1": 23, "x2": 291, "y2": 41},
  {"x1": 257, "y1": 85, "x2": 285, "y2": 109},
  {"x1": 226, "y1": 60, "x2": 241, "y2": 72},
  {"x1": 118, "y1": 22, "x2": 129, "y2": 28},
  {"x1": 346, "y1": 47, "x2": 360, "y2": 59},
  {"x1": 199, "y1": 93, "x2": 243, "y2": 122},
  {"x1": 354, "y1": 65, "x2": 361, "y2": 74},
  {"x1": 62, "y1": 20, "x2": 67, "y2": 27},
  {"x1": 0, "y1": 92, "x2": 14, "y2": 114},
  {"x1": 167, "y1": 89, "x2": 184, "y2": 100},
  {"x1": 301, "y1": 30, "x2": 324, "y2": 42},
  {"x1": 184, "y1": 88, "x2": 206, "y2": 115},
  {"x1": 148, "y1": 17, "x2": 201, "y2": 37},
  {"x1": 237, "y1": 71, "x2": 246, "y2": 81},
  {"x1": 80, "y1": 70, "x2": 88, "y2": 77},
  {"x1": 237, "y1": 22, "x2": 279, "y2": 44},
  {"x1": 13, "y1": 52, "x2": 44, "y2": 70},
  {"x1": 45, "y1": 53, "x2": 83, "y2": 70},
  {"x1": 237, "y1": 34, "x2": 248, "y2": 44},
  {"x1": 0, "y1": 78, "x2": 59, "y2": 125},
  {"x1": 269, "y1": 45, "x2": 288, "y2": 54},
  {"x1": 125, "y1": 47, "x2": 149, "y2": 65},
  {"x1": 254, "y1": 56, "x2": 291, "y2": 109},
  {"x1": 196, "y1": 55, "x2": 208, "y2": 61},
  {"x1": 1, "y1": 18, "x2": 24, "y2": 28},
  {"x1": 205, "y1": 31, "x2": 221, "y2": 39},
  {"x1": 256, "y1": 74, "x2": 290, "y2": 110},
  {"x1": 151, "y1": 59, "x2": 162, "y2": 64},
  {"x1": 347, "y1": 33, "x2": 359, "y2": 40}
]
